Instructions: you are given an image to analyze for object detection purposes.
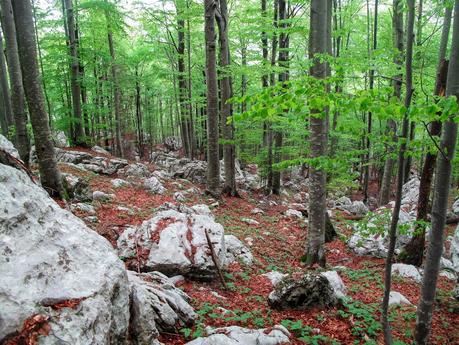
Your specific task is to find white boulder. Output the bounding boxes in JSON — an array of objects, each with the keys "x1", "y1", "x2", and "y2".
[
  {"x1": 117, "y1": 209, "x2": 226, "y2": 279},
  {"x1": 224, "y1": 234, "x2": 253, "y2": 265},
  {"x1": 0, "y1": 164, "x2": 130, "y2": 343},
  {"x1": 392, "y1": 263, "x2": 422, "y2": 283},
  {"x1": 0, "y1": 134, "x2": 20, "y2": 159},
  {"x1": 185, "y1": 325, "x2": 290, "y2": 345},
  {"x1": 320, "y1": 271, "x2": 347, "y2": 299},
  {"x1": 388, "y1": 291, "x2": 412, "y2": 306},
  {"x1": 262, "y1": 271, "x2": 288, "y2": 287},
  {"x1": 144, "y1": 176, "x2": 166, "y2": 195}
]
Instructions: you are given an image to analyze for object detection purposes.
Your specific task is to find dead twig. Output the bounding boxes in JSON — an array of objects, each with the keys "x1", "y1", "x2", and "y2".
[{"x1": 205, "y1": 228, "x2": 228, "y2": 290}]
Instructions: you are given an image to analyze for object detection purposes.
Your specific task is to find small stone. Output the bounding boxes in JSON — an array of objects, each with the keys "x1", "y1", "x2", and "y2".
[
  {"x1": 388, "y1": 291, "x2": 412, "y2": 306},
  {"x1": 242, "y1": 218, "x2": 259, "y2": 226}
]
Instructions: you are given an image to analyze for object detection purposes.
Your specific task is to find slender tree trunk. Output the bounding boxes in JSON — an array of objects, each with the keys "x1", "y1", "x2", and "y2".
[
  {"x1": 32, "y1": 0, "x2": 52, "y2": 126},
  {"x1": 204, "y1": 0, "x2": 220, "y2": 196},
  {"x1": 105, "y1": 9, "x2": 123, "y2": 158},
  {"x1": 0, "y1": 28, "x2": 13, "y2": 133},
  {"x1": 415, "y1": 2, "x2": 459, "y2": 342},
  {"x1": 177, "y1": 3, "x2": 191, "y2": 158},
  {"x1": 400, "y1": 2, "x2": 452, "y2": 266},
  {"x1": 135, "y1": 66, "x2": 144, "y2": 159},
  {"x1": 379, "y1": 0, "x2": 404, "y2": 206},
  {"x1": 64, "y1": 0, "x2": 85, "y2": 145},
  {"x1": 363, "y1": 0, "x2": 378, "y2": 202},
  {"x1": 217, "y1": 0, "x2": 238, "y2": 197},
  {"x1": 0, "y1": 0, "x2": 30, "y2": 165},
  {"x1": 272, "y1": 0, "x2": 288, "y2": 195},
  {"x1": 305, "y1": 0, "x2": 329, "y2": 268},
  {"x1": 381, "y1": 1, "x2": 415, "y2": 343},
  {"x1": 12, "y1": 0, "x2": 63, "y2": 198}
]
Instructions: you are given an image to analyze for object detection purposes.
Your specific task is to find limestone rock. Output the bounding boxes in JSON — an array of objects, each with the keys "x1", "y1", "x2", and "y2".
[
  {"x1": 320, "y1": 271, "x2": 347, "y2": 299},
  {"x1": 92, "y1": 190, "x2": 114, "y2": 201},
  {"x1": 262, "y1": 271, "x2": 288, "y2": 287},
  {"x1": 62, "y1": 173, "x2": 92, "y2": 202},
  {"x1": 0, "y1": 134, "x2": 20, "y2": 159},
  {"x1": 144, "y1": 176, "x2": 166, "y2": 195},
  {"x1": 117, "y1": 209, "x2": 226, "y2": 279},
  {"x1": 401, "y1": 177, "x2": 420, "y2": 206},
  {"x1": 224, "y1": 234, "x2": 253, "y2": 265},
  {"x1": 285, "y1": 209, "x2": 303, "y2": 219},
  {"x1": 388, "y1": 291, "x2": 412, "y2": 306},
  {"x1": 53, "y1": 130, "x2": 68, "y2": 148},
  {"x1": 185, "y1": 325, "x2": 290, "y2": 345},
  {"x1": 128, "y1": 270, "x2": 196, "y2": 343},
  {"x1": 0, "y1": 164, "x2": 130, "y2": 344},
  {"x1": 392, "y1": 263, "x2": 422, "y2": 283},
  {"x1": 91, "y1": 145, "x2": 110, "y2": 155},
  {"x1": 268, "y1": 273, "x2": 337, "y2": 310},
  {"x1": 112, "y1": 178, "x2": 130, "y2": 188}
]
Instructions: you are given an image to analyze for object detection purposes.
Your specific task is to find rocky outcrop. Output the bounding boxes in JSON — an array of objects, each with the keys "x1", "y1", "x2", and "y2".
[
  {"x1": 164, "y1": 136, "x2": 183, "y2": 151},
  {"x1": 128, "y1": 271, "x2": 196, "y2": 343},
  {"x1": 62, "y1": 173, "x2": 92, "y2": 202},
  {"x1": 117, "y1": 208, "x2": 226, "y2": 280},
  {"x1": 0, "y1": 134, "x2": 20, "y2": 159},
  {"x1": 334, "y1": 197, "x2": 369, "y2": 217},
  {"x1": 185, "y1": 325, "x2": 290, "y2": 345},
  {"x1": 268, "y1": 273, "x2": 338, "y2": 310},
  {"x1": 388, "y1": 291, "x2": 412, "y2": 306},
  {"x1": 391, "y1": 263, "x2": 422, "y2": 283},
  {"x1": 451, "y1": 225, "x2": 459, "y2": 273},
  {"x1": 144, "y1": 176, "x2": 166, "y2": 194},
  {"x1": 348, "y1": 205, "x2": 416, "y2": 257},
  {"x1": 0, "y1": 163, "x2": 130, "y2": 344},
  {"x1": 224, "y1": 235, "x2": 253, "y2": 265},
  {"x1": 401, "y1": 177, "x2": 420, "y2": 206},
  {"x1": 55, "y1": 148, "x2": 128, "y2": 175},
  {"x1": 53, "y1": 130, "x2": 68, "y2": 148}
]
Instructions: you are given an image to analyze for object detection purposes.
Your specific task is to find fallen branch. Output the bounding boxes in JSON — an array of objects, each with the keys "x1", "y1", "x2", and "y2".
[
  {"x1": 446, "y1": 216, "x2": 459, "y2": 224},
  {"x1": 205, "y1": 228, "x2": 227, "y2": 290}
]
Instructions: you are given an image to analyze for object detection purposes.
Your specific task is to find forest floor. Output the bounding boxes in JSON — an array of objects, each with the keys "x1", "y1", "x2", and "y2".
[{"x1": 61, "y1": 147, "x2": 459, "y2": 345}]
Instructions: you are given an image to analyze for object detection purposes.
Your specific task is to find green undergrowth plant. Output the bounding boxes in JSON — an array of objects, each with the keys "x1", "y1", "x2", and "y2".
[{"x1": 281, "y1": 319, "x2": 340, "y2": 345}]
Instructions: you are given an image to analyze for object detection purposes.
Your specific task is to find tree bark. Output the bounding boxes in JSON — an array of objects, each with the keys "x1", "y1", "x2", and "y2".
[
  {"x1": 217, "y1": 0, "x2": 238, "y2": 197},
  {"x1": 400, "y1": 2, "x2": 452, "y2": 266},
  {"x1": 379, "y1": 0, "x2": 404, "y2": 206},
  {"x1": 363, "y1": 0, "x2": 378, "y2": 202},
  {"x1": 305, "y1": 0, "x2": 329, "y2": 268},
  {"x1": 0, "y1": 28, "x2": 13, "y2": 134},
  {"x1": 63, "y1": 0, "x2": 85, "y2": 145},
  {"x1": 381, "y1": 1, "x2": 414, "y2": 343},
  {"x1": 105, "y1": 8, "x2": 123, "y2": 158},
  {"x1": 12, "y1": 0, "x2": 63, "y2": 198},
  {"x1": 415, "y1": 1, "x2": 459, "y2": 342},
  {"x1": 204, "y1": 0, "x2": 220, "y2": 196},
  {"x1": 0, "y1": 0, "x2": 30, "y2": 165}
]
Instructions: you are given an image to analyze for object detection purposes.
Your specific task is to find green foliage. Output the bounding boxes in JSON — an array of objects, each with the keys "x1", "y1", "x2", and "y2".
[{"x1": 281, "y1": 319, "x2": 340, "y2": 345}]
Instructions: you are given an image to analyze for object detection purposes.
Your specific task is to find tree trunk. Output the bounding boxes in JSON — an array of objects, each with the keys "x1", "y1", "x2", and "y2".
[
  {"x1": 106, "y1": 9, "x2": 123, "y2": 158},
  {"x1": 204, "y1": 0, "x2": 220, "y2": 196},
  {"x1": 217, "y1": 0, "x2": 238, "y2": 197},
  {"x1": 0, "y1": 28, "x2": 13, "y2": 134},
  {"x1": 272, "y1": 0, "x2": 288, "y2": 195},
  {"x1": 64, "y1": 0, "x2": 85, "y2": 145},
  {"x1": 12, "y1": 0, "x2": 63, "y2": 198},
  {"x1": 379, "y1": 0, "x2": 404, "y2": 206},
  {"x1": 363, "y1": 0, "x2": 378, "y2": 202},
  {"x1": 305, "y1": 0, "x2": 329, "y2": 268},
  {"x1": 0, "y1": 0, "x2": 30, "y2": 165},
  {"x1": 135, "y1": 66, "x2": 144, "y2": 159},
  {"x1": 415, "y1": 1, "x2": 459, "y2": 342},
  {"x1": 381, "y1": 1, "x2": 414, "y2": 343},
  {"x1": 400, "y1": 2, "x2": 452, "y2": 266}
]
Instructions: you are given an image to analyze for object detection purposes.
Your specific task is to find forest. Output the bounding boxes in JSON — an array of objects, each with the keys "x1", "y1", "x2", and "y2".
[{"x1": 0, "y1": 0, "x2": 459, "y2": 344}]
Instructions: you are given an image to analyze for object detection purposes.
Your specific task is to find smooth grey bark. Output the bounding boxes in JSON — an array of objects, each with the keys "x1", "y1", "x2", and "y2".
[
  {"x1": 272, "y1": 0, "x2": 288, "y2": 195},
  {"x1": 204, "y1": 0, "x2": 220, "y2": 196},
  {"x1": 0, "y1": 0, "x2": 30, "y2": 165},
  {"x1": 415, "y1": 1, "x2": 459, "y2": 343},
  {"x1": 0, "y1": 28, "x2": 13, "y2": 133},
  {"x1": 363, "y1": 0, "x2": 378, "y2": 202},
  {"x1": 217, "y1": 0, "x2": 238, "y2": 196},
  {"x1": 12, "y1": 0, "x2": 63, "y2": 197},
  {"x1": 381, "y1": 1, "x2": 415, "y2": 344},
  {"x1": 306, "y1": 0, "x2": 328, "y2": 267},
  {"x1": 379, "y1": 0, "x2": 404, "y2": 206},
  {"x1": 105, "y1": 8, "x2": 123, "y2": 158},
  {"x1": 64, "y1": 0, "x2": 85, "y2": 145},
  {"x1": 401, "y1": 1, "x2": 452, "y2": 266},
  {"x1": 177, "y1": 1, "x2": 191, "y2": 158}
]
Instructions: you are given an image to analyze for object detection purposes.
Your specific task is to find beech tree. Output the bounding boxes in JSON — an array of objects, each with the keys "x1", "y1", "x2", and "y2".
[
  {"x1": 204, "y1": 0, "x2": 219, "y2": 196},
  {"x1": 415, "y1": 1, "x2": 459, "y2": 342},
  {"x1": 0, "y1": 0, "x2": 30, "y2": 166},
  {"x1": 305, "y1": 0, "x2": 329, "y2": 267},
  {"x1": 12, "y1": 0, "x2": 63, "y2": 197}
]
